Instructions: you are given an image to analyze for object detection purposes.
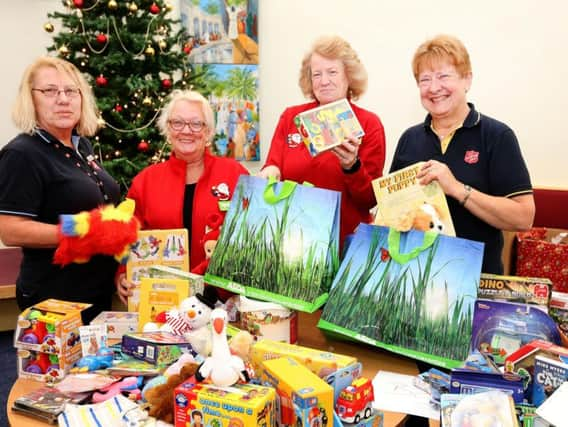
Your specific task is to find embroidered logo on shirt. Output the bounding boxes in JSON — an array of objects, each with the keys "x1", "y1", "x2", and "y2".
[
  {"x1": 464, "y1": 150, "x2": 479, "y2": 164},
  {"x1": 287, "y1": 133, "x2": 303, "y2": 148},
  {"x1": 211, "y1": 182, "x2": 230, "y2": 200}
]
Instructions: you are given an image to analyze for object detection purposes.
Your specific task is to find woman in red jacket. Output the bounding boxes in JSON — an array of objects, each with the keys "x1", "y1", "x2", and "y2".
[
  {"x1": 116, "y1": 90, "x2": 248, "y2": 304},
  {"x1": 259, "y1": 35, "x2": 386, "y2": 247}
]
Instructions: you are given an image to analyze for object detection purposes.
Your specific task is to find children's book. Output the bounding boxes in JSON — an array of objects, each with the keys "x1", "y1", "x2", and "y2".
[
  {"x1": 126, "y1": 228, "x2": 189, "y2": 312},
  {"x1": 137, "y1": 277, "x2": 190, "y2": 331},
  {"x1": 12, "y1": 386, "x2": 90, "y2": 423},
  {"x1": 294, "y1": 98, "x2": 364, "y2": 156},
  {"x1": 531, "y1": 354, "x2": 568, "y2": 406},
  {"x1": 372, "y1": 162, "x2": 456, "y2": 236}
]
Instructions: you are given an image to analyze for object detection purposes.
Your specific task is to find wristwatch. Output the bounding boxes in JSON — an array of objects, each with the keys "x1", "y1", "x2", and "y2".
[{"x1": 460, "y1": 184, "x2": 472, "y2": 206}]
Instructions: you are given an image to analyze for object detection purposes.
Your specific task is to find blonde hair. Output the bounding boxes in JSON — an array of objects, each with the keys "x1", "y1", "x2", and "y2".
[
  {"x1": 157, "y1": 89, "x2": 215, "y2": 143},
  {"x1": 298, "y1": 35, "x2": 368, "y2": 101},
  {"x1": 12, "y1": 56, "x2": 100, "y2": 136},
  {"x1": 412, "y1": 34, "x2": 472, "y2": 81}
]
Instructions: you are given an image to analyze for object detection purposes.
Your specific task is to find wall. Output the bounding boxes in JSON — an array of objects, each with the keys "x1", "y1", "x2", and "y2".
[{"x1": 1, "y1": 0, "x2": 567, "y2": 188}]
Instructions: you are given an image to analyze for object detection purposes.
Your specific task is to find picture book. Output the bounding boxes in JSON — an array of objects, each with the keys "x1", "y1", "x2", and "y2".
[
  {"x1": 78, "y1": 324, "x2": 107, "y2": 357},
  {"x1": 294, "y1": 98, "x2": 364, "y2": 156},
  {"x1": 531, "y1": 354, "x2": 568, "y2": 406},
  {"x1": 12, "y1": 386, "x2": 89, "y2": 423},
  {"x1": 126, "y1": 228, "x2": 189, "y2": 312},
  {"x1": 372, "y1": 162, "x2": 456, "y2": 236},
  {"x1": 137, "y1": 277, "x2": 190, "y2": 331}
]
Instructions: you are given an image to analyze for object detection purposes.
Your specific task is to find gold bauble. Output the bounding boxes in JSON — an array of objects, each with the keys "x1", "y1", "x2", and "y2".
[
  {"x1": 108, "y1": 0, "x2": 118, "y2": 10},
  {"x1": 97, "y1": 117, "x2": 106, "y2": 127},
  {"x1": 158, "y1": 39, "x2": 167, "y2": 49},
  {"x1": 142, "y1": 96, "x2": 152, "y2": 106},
  {"x1": 58, "y1": 45, "x2": 70, "y2": 56},
  {"x1": 165, "y1": 2, "x2": 173, "y2": 11},
  {"x1": 145, "y1": 45, "x2": 155, "y2": 56},
  {"x1": 128, "y1": 2, "x2": 138, "y2": 12},
  {"x1": 44, "y1": 22, "x2": 54, "y2": 33}
]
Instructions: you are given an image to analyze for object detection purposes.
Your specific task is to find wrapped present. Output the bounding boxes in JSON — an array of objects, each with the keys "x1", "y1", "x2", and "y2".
[{"x1": 516, "y1": 227, "x2": 568, "y2": 292}]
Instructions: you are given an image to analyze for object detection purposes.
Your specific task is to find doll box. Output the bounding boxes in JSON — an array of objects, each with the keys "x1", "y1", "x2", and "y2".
[
  {"x1": 13, "y1": 299, "x2": 90, "y2": 368},
  {"x1": 16, "y1": 348, "x2": 79, "y2": 383},
  {"x1": 251, "y1": 338, "x2": 357, "y2": 381},
  {"x1": 173, "y1": 381, "x2": 276, "y2": 427},
  {"x1": 90, "y1": 311, "x2": 138, "y2": 339},
  {"x1": 121, "y1": 332, "x2": 196, "y2": 367},
  {"x1": 261, "y1": 357, "x2": 334, "y2": 427}
]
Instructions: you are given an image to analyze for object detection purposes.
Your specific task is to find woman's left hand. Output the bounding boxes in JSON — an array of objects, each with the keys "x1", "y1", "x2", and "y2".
[
  {"x1": 332, "y1": 134, "x2": 360, "y2": 170},
  {"x1": 417, "y1": 160, "x2": 463, "y2": 199}
]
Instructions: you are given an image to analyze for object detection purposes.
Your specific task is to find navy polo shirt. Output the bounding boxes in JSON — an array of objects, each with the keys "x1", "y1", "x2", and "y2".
[
  {"x1": 0, "y1": 131, "x2": 121, "y2": 308},
  {"x1": 390, "y1": 103, "x2": 532, "y2": 274}
]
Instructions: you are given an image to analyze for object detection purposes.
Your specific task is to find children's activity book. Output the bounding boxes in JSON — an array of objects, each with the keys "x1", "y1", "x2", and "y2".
[
  {"x1": 126, "y1": 228, "x2": 189, "y2": 312},
  {"x1": 294, "y1": 98, "x2": 364, "y2": 156},
  {"x1": 372, "y1": 162, "x2": 456, "y2": 236}
]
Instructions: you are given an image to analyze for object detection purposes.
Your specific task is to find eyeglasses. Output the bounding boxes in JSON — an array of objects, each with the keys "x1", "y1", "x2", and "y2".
[
  {"x1": 417, "y1": 73, "x2": 457, "y2": 88},
  {"x1": 32, "y1": 87, "x2": 81, "y2": 98},
  {"x1": 168, "y1": 119, "x2": 206, "y2": 132}
]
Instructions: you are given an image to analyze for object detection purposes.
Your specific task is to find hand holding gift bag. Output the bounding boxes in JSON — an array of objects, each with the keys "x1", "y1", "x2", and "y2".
[
  {"x1": 319, "y1": 223, "x2": 484, "y2": 369},
  {"x1": 206, "y1": 175, "x2": 341, "y2": 312}
]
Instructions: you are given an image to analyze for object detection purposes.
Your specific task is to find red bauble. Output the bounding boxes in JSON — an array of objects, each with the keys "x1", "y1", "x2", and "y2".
[
  {"x1": 138, "y1": 140, "x2": 149, "y2": 152},
  {"x1": 114, "y1": 104, "x2": 123, "y2": 112},
  {"x1": 96, "y1": 34, "x2": 108, "y2": 43},
  {"x1": 161, "y1": 79, "x2": 172, "y2": 89},
  {"x1": 95, "y1": 75, "x2": 108, "y2": 86},
  {"x1": 183, "y1": 44, "x2": 192, "y2": 54},
  {"x1": 149, "y1": 3, "x2": 160, "y2": 14},
  {"x1": 73, "y1": 0, "x2": 84, "y2": 8}
]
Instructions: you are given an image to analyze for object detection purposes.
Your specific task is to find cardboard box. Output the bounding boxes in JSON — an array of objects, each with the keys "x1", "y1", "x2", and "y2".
[
  {"x1": 14, "y1": 299, "x2": 90, "y2": 374},
  {"x1": 121, "y1": 332, "x2": 196, "y2": 367},
  {"x1": 90, "y1": 311, "x2": 138, "y2": 339},
  {"x1": 478, "y1": 273, "x2": 552, "y2": 308},
  {"x1": 251, "y1": 339, "x2": 357, "y2": 380},
  {"x1": 16, "y1": 348, "x2": 78, "y2": 383},
  {"x1": 173, "y1": 381, "x2": 275, "y2": 427},
  {"x1": 261, "y1": 357, "x2": 334, "y2": 427}
]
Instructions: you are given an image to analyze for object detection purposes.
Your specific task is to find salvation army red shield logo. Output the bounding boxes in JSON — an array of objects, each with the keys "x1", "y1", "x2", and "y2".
[{"x1": 464, "y1": 150, "x2": 479, "y2": 164}]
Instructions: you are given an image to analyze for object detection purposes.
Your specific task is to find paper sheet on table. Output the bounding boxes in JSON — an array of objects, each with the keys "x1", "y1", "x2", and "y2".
[
  {"x1": 372, "y1": 370, "x2": 440, "y2": 420},
  {"x1": 536, "y1": 381, "x2": 568, "y2": 426}
]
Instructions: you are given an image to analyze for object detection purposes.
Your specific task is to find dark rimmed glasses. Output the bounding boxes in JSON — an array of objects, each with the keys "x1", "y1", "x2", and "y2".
[
  {"x1": 168, "y1": 119, "x2": 207, "y2": 132},
  {"x1": 32, "y1": 87, "x2": 81, "y2": 98}
]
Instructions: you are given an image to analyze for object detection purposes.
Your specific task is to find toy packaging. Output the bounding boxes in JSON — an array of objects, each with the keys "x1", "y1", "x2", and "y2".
[
  {"x1": 294, "y1": 98, "x2": 364, "y2": 156},
  {"x1": 549, "y1": 291, "x2": 568, "y2": 346},
  {"x1": 371, "y1": 162, "x2": 455, "y2": 236},
  {"x1": 126, "y1": 228, "x2": 189, "y2": 312},
  {"x1": 470, "y1": 300, "x2": 561, "y2": 365},
  {"x1": 78, "y1": 324, "x2": 107, "y2": 357},
  {"x1": 440, "y1": 391, "x2": 518, "y2": 427},
  {"x1": 121, "y1": 332, "x2": 196, "y2": 367},
  {"x1": 14, "y1": 299, "x2": 90, "y2": 382},
  {"x1": 261, "y1": 357, "x2": 334, "y2": 427},
  {"x1": 531, "y1": 354, "x2": 568, "y2": 406},
  {"x1": 478, "y1": 273, "x2": 552, "y2": 309},
  {"x1": 239, "y1": 296, "x2": 298, "y2": 344},
  {"x1": 90, "y1": 311, "x2": 138, "y2": 340},
  {"x1": 137, "y1": 277, "x2": 190, "y2": 331},
  {"x1": 449, "y1": 368, "x2": 525, "y2": 403},
  {"x1": 12, "y1": 386, "x2": 90, "y2": 424},
  {"x1": 173, "y1": 381, "x2": 276, "y2": 427}
]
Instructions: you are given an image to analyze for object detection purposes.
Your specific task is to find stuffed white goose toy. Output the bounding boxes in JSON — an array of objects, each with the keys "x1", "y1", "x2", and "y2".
[{"x1": 196, "y1": 308, "x2": 246, "y2": 387}]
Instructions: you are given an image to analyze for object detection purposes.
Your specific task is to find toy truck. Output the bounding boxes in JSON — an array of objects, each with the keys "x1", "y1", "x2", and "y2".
[{"x1": 335, "y1": 377, "x2": 374, "y2": 424}]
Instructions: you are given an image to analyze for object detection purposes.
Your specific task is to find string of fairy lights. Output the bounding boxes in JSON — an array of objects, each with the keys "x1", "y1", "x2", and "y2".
[{"x1": 45, "y1": 0, "x2": 194, "y2": 162}]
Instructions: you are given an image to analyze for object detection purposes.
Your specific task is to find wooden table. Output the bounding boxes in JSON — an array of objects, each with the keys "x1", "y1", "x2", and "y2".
[{"x1": 8, "y1": 310, "x2": 439, "y2": 426}]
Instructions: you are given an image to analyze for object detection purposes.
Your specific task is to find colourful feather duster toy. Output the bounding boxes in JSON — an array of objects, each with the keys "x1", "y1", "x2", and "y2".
[{"x1": 53, "y1": 199, "x2": 140, "y2": 266}]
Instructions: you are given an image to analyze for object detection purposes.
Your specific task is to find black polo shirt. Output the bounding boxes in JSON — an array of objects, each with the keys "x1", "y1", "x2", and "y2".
[
  {"x1": 390, "y1": 103, "x2": 532, "y2": 274},
  {"x1": 0, "y1": 131, "x2": 121, "y2": 312}
]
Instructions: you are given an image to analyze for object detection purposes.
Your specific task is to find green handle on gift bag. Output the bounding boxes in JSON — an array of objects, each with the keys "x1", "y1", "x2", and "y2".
[
  {"x1": 263, "y1": 176, "x2": 298, "y2": 204},
  {"x1": 387, "y1": 228, "x2": 438, "y2": 264}
]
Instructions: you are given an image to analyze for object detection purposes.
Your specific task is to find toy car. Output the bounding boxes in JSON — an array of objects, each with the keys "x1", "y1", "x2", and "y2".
[{"x1": 335, "y1": 377, "x2": 374, "y2": 424}]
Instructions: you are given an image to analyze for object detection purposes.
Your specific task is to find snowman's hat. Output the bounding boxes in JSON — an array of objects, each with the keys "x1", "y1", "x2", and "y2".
[{"x1": 196, "y1": 286, "x2": 218, "y2": 310}]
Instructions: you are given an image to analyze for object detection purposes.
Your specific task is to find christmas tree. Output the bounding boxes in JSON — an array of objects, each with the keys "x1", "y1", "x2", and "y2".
[{"x1": 45, "y1": 0, "x2": 208, "y2": 193}]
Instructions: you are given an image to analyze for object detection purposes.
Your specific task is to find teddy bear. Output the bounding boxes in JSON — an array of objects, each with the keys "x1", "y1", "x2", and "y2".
[
  {"x1": 144, "y1": 361, "x2": 200, "y2": 423},
  {"x1": 395, "y1": 201, "x2": 446, "y2": 233}
]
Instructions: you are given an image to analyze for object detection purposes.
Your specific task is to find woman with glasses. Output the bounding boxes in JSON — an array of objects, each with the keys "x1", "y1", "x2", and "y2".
[
  {"x1": 0, "y1": 57, "x2": 121, "y2": 323},
  {"x1": 117, "y1": 90, "x2": 248, "y2": 304},
  {"x1": 391, "y1": 34, "x2": 535, "y2": 275},
  {"x1": 258, "y1": 35, "x2": 386, "y2": 248}
]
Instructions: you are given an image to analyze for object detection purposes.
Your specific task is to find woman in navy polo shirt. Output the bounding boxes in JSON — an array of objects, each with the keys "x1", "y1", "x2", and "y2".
[
  {"x1": 391, "y1": 34, "x2": 535, "y2": 274},
  {"x1": 0, "y1": 57, "x2": 120, "y2": 323}
]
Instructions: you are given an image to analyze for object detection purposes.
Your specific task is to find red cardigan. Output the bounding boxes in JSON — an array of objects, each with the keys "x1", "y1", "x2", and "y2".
[
  {"x1": 264, "y1": 101, "x2": 386, "y2": 245},
  {"x1": 127, "y1": 150, "x2": 249, "y2": 270}
]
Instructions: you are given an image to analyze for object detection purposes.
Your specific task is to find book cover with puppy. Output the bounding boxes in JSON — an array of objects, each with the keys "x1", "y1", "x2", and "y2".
[{"x1": 372, "y1": 162, "x2": 456, "y2": 236}]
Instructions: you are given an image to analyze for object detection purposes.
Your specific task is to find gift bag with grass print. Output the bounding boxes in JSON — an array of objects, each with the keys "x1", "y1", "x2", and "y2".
[
  {"x1": 205, "y1": 175, "x2": 341, "y2": 312},
  {"x1": 318, "y1": 223, "x2": 484, "y2": 369}
]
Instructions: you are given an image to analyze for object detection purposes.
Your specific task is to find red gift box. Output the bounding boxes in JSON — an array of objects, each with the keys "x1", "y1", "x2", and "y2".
[{"x1": 516, "y1": 227, "x2": 568, "y2": 292}]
